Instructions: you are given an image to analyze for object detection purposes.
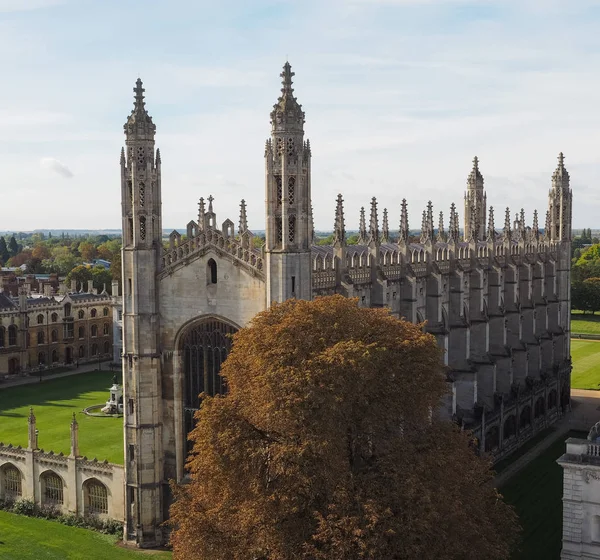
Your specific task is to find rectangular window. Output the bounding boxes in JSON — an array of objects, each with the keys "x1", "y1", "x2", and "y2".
[
  {"x1": 128, "y1": 399, "x2": 134, "y2": 415},
  {"x1": 291, "y1": 276, "x2": 296, "y2": 295},
  {"x1": 118, "y1": 310, "x2": 123, "y2": 321},
  {"x1": 128, "y1": 444, "x2": 135, "y2": 462}
]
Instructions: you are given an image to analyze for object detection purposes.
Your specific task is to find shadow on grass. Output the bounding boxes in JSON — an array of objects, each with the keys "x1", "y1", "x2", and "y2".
[{"x1": 0, "y1": 371, "x2": 117, "y2": 413}]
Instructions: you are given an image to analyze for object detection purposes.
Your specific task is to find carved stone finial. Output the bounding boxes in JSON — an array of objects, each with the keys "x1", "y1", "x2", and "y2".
[
  {"x1": 239, "y1": 199, "x2": 248, "y2": 235},
  {"x1": 198, "y1": 197, "x2": 206, "y2": 230},
  {"x1": 28, "y1": 407, "x2": 35, "y2": 424},
  {"x1": 552, "y1": 151, "x2": 569, "y2": 190},
  {"x1": 124, "y1": 78, "x2": 155, "y2": 137},
  {"x1": 503, "y1": 207, "x2": 512, "y2": 240},
  {"x1": 333, "y1": 194, "x2": 346, "y2": 246},
  {"x1": 487, "y1": 206, "x2": 495, "y2": 241},
  {"x1": 449, "y1": 203, "x2": 460, "y2": 242},
  {"x1": 208, "y1": 195, "x2": 214, "y2": 213},
  {"x1": 532, "y1": 209, "x2": 539, "y2": 240},
  {"x1": 155, "y1": 148, "x2": 161, "y2": 164},
  {"x1": 270, "y1": 62, "x2": 304, "y2": 133},
  {"x1": 358, "y1": 207, "x2": 367, "y2": 245},
  {"x1": 368, "y1": 197, "x2": 379, "y2": 244},
  {"x1": 399, "y1": 199, "x2": 409, "y2": 243},
  {"x1": 120, "y1": 147, "x2": 126, "y2": 165},
  {"x1": 381, "y1": 208, "x2": 390, "y2": 243},
  {"x1": 437, "y1": 211, "x2": 446, "y2": 242}
]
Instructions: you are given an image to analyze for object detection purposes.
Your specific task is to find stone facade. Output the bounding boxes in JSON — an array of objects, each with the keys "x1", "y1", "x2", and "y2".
[
  {"x1": 0, "y1": 410, "x2": 124, "y2": 522},
  {"x1": 120, "y1": 63, "x2": 572, "y2": 547},
  {"x1": 0, "y1": 287, "x2": 114, "y2": 376},
  {"x1": 558, "y1": 431, "x2": 600, "y2": 559}
]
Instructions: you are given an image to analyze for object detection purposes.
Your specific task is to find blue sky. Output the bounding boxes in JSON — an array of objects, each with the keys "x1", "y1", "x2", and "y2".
[{"x1": 2, "y1": 0, "x2": 600, "y2": 231}]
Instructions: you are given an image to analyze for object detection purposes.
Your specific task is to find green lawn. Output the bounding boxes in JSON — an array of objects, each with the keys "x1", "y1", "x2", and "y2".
[
  {"x1": 571, "y1": 339, "x2": 600, "y2": 390},
  {"x1": 500, "y1": 430, "x2": 587, "y2": 560},
  {"x1": 0, "y1": 510, "x2": 171, "y2": 559},
  {"x1": 0, "y1": 372, "x2": 123, "y2": 464},
  {"x1": 571, "y1": 311, "x2": 600, "y2": 335}
]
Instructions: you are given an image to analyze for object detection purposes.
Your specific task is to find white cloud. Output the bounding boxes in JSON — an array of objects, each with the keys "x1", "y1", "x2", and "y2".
[{"x1": 40, "y1": 157, "x2": 73, "y2": 178}]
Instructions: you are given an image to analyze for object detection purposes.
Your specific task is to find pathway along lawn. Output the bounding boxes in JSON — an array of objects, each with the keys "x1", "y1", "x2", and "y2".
[
  {"x1": 571, "y1": 339, "x2": 600, "y2": 390},
  {"x1": 0, "y1": 510, "x2": 171, "y2": 559},
  {"x1": 500, "y1": 430, "x2": 586, "y2": 560},
  {"x1": 0, "y1": 371, "x2": 123, "y2": 464}
]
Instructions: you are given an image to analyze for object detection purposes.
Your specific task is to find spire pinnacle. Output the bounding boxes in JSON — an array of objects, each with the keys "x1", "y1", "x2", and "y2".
[
  {"x1": 545, "y1": 210, "x2": 551, "y2": 239},
  {"x1": 503, "y1": 207, "x2": 512, "y2": 240},
  {"x1": 120, "y1": 147, "x2": 125, "y2": 165},
  {"x1": 437, "y1": 211, "x2": 446, "y2": 242},
  {"x1": 155, "y1": 148, "x2": 161, "y2": 164},
  {"x1": 399, "y1": 199, "x2": 409, "y2": 243},
  {"x1": 208, "y1": 195, "x2": 214, "y2": 214},
  {"x1": 198, "y1": 197, "x2": 206, "y2": 229},
  {"x1": 421, "y1": 201, "x2": 434, "y2": 243},
  {"x1": 449, "y1": 203, "x2": 459, "y2": 242},
  {"x1": 358, "y1": 207, "x2": 367, "y2": 245},
  {"x1": 124, "y1": 78, "x2": 155, "y2": 137},
  {"x1": 134, "y1": 78, "x2": 145, "y2": 112},
  {"x1": 270, "y1": 62, "x2": 304, "y2": 133},
  {"x1": 381, "y1": 208, "x2": 390, "y2": 243},
  {"x1": 552, "y1": 151, "x2": 570, "y2": 190},
  {"x1": 487, "y1": 206, "x2": 495, "y2": 241},
  {"x1": 333, "y1": 194, "x2": 346, "y2": 246},
  {"x1": 239, "y1": 199, "x2": 248, "y2": 235},
  {"x1": 532, "y1": 209, "x2": 539, "y2": 240},
  {"x1": 368, "y1": 197, "x2": 379, "y2": 244},
  {"x1": 280, "y1": 62, "x2": 294, "y2": 96}
]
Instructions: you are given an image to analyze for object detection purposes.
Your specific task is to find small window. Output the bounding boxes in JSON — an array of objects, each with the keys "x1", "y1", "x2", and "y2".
[
  {"x1": 117, "y1": 310, "x2": 123, "y2": 321},
  {"x1": 103, "y1": 323, "x2": 109, "y2": 336},
  {"x1": 37, "y1": 314, "x2": 44, "y2": 325},
  {"x1": 91, "y1": 343, "x2": 98, "y2": 356},
  {"x1": 51, "y1": 313, "x2": 58, "y2": 323},
  {"x1": 128, "y1": 399, "x2": 134, "y2": 415},
  {"x1": 79, "y1": 346, "x2": 85, "y2": 358},
  {"x1": 78, "y1": 326, "x2": 85, "y2": 339},
  {"x1": 51, "y1": 329, "x2": 58, "y2": 343},
  {"x1": 103, "y1": 340, "x2": 110, "y2": 354},
  {"x1": 91, "y1": 325, "x2": 98, "y2": 337},
  {"x1": 207, "y1": 259, "x2": 217, "y2": 285},
  {"x1": 64, "y1": 303, "x2": 71, "y2": 317},
  {"x1": 91, "y1": 309, "x2": 97, "y2": 318},
  {"x1": 78, "y1": 310, "x2": 84, "y2": 319},
  {"x1": 128, "y1": 444, "x2": 135, "y2": 462},
  {"x1": 103, "y1": 307, "x2": 109, "y2": 317},
  {"x1": 37, "y1": 331, "x2": 44, "y2": 345}
]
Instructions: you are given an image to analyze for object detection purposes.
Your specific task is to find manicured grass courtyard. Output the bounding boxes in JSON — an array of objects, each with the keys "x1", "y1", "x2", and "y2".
[
  {"x1": 571, "y1": 339, "x2": 600, "y2": 390},
  {"x1": 0, "y1": 510, "x2": 172, "y2": 559},
  {"x1": 500, "y1": 430, "x2": 586, "y2": 560},
  {"x1": 0, "y1": 371, "x2": 123, "y2": 464},
  {"x1": 571, "y1": 311, "x2": 600, "y2": 335}
]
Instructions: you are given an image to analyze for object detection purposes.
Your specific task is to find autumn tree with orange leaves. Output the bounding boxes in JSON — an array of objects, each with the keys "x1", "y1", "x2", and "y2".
[{"x1": 169, "y1": 295, "x2": 519, "y2": 560}]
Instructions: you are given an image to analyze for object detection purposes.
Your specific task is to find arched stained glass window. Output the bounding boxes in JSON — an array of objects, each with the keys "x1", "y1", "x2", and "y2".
[{"x1": 182, "y1": 320, "x2": 237, "y2": 451}]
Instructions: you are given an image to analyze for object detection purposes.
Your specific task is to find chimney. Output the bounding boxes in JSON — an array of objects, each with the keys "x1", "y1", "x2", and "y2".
[
  {"x1": 111, "y1": 280, "x2": 119, "y2": 297},
  {"x1": 87, "y1": 280, "x2": 93, "y2": 294},
  {"x1": 71, "y1": 279, "x2": 77, "y2": 293},
  {"x1": 43, "y1": 284, "x2": 52, "y2": 297}
]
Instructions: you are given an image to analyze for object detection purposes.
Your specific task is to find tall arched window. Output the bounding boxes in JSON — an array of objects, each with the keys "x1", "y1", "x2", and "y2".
[
  {"x1": 41, "y1": 471, "x2": 64, "y2": 505},
  {"x1": 103, "y1": 307, "x2": 109, "y2": 317},
  {"x1": 51, "y1": 329, "x2": 58, "y2": 343},
  {"x1": 207, "y1": 259, "x2": 217, "y2": 285},
  {"x1": 37, "y1": 331, "x2": 44, "y2": 345},
  {"x1": 0, "y1": 464, "x2": 22, "y2": 499},
  {"x1": 103, "y1": 341, "x2": 110, "y2": 354},
  {"x1": 103, "y1": 323, "x2": 109, "y2": 336},
  {"x1": 91, "y1": 344, "x2": 98, "y2": 356},
  {"x1": 51, "y1": 349, "x2": 59, "y2": 363},
  {"x1": 51, "y1": 313, "x2": 58, "y2": 323},
  {"x1": 0, "y1": 327, "x2": 4, "y2": 348},
  {"x1": 91, "y1": 325, "x2": 98, "y2": 337},
  {"x1": 78, "y1": 326, "x2": 85, "y2": 339},
  {"x1": 38, "y1": 352, "x2": 45, "y2": 365},
  {"x1": 90, "y1": 309, "x2": 97, "y2": 318},
  {"x1": 83, "y1": 479, "x2": 108, "y2": 515},
  {"x1": 64, "y1": 303, "x2": 71, "y2": 317},
  {"x1": 8, "y1": 325, "x2": 17, "y2": 346},
  {"x1": 78, "y1": 310, "x2": 85, "y2": 319},
  {"x1": 181, "y1": 319, "x2": 237, "y2": 451},
  {"x1": 79, "y1": 346, "x2": 85, "y2": 358},
  {"x1": 37, "y1": 314, "x2": 44, "y2": 325}
]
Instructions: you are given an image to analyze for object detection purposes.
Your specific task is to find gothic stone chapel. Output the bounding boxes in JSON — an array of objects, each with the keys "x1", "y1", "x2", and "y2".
[{"x1": 121, "y1": 63, "x2": 572, "y2": 547}]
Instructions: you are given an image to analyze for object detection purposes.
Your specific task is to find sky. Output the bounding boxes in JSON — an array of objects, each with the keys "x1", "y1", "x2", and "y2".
[{"x1": 2, "y1": 0, "x2": 600, "y2": 232}]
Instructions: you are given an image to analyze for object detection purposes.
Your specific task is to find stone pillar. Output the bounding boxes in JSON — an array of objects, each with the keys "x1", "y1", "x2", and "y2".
[
  {"x1": 70, "y1": 413, "x2": 79, "y2": 458},
  {"x1": 28, "y1": 407, "x2": 37, "y2": 450}
]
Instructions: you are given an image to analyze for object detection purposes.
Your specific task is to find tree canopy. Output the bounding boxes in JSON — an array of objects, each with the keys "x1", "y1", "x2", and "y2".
[{"x1": 169, "y1": 295, "x2": 518, "y2": 560}]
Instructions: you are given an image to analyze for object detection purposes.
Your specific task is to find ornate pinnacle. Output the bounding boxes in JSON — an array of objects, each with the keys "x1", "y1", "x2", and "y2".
[
  {"x1": 264, "y1": 139, "x2": 272, "y2": 157},
  {"x1": 134, "y1": 78, "x2": 145, "y2": 112},
  {"x1": 437, "y1": 211, "x2": 446, "y2": 242},
  {"x1": 532, "y1": 209, "x2": 539, "y2": 240},
  {"x1": 420, "y1": 209, "x2": 428, "y2": 243},
  {"x1": 381, "y1": 208, "x2": 390, "y2": 243},
  {"x1": 473, "y1": 156, "x2": 479, "y2": 171},
  {"x1": 310, "y1": 204, "x2": 315, "y2": 244},
  {"x1": 467, "y1": 155, "x2": 484, "y2": 190},
  {"x1": 120, "y1": 147, "x2": 125, "y2": 165},
  {"x1": 155, "y1": 148, "x2": 161, "y2": 164},
  {"x1": 368, "y1": 197, "x2": 379, "y2": 244},
  {"x1": 208, "y1": 195, "x2": 214, "y2": 214},
  {"x1": 503, "y1": 207, "x2": 512, "y2": 239},
  {"x1": 487, "y1": 206, "x2": 495, "y2": 241},
  {"x1": 358, "y1": 207, "x2": 367, "y2": 245},
  {"x1": 545, "y1": 210, "x2": 551, "y2": 239},
  {"x1": 71, "y1": 412, "x2": 78, "y2": 426},
  {"x1": 125, "y1": 78, "x2": 155, "y2": 136},
  {"x1": 333, "y1": 194, "x2": 346, "y2": 246},
  {"x1": 558, "y1": 152, "x2": 564, "y2": 167},
  {"x1": 552, "y1": 151, "x2": 570, "y2": 190},
  {"x1": 449, "y1": 203, "x2": 459, "y2": 242},
  {"x1": 399, "y1": 199, "x2": 409, "y2": 243},
  {"x1": 520, "y1": 208, "x2": 525, "y2": 228},
  {"x1": 239, "y1": 199, "x2": 248, "y2": 235},
  {"x1": 198, "y1": 197, "x2": 206, "y2": 227},
  {"x1": 28, "y1": 407, "x2": 35, "y2": 424},
  {"x1": 280, "y1": 61, "x2": 294, "y2": 96}
]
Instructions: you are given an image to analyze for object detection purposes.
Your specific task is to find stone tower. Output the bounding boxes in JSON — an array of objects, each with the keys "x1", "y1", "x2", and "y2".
[
  {"x1": 464, "y1": 156, "x2": 486, "y2": 241},
  {"x1": 265, "y1": 63, "x2": 312, "y2": 304},
  {"x1": 548, "y1": 152, "x2": 573, "y2": 363},
  {"x1": 121, "y1": 79, "x2": 164, "y2": 547}
]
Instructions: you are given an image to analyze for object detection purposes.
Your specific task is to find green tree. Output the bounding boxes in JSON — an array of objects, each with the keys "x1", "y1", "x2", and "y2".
[
  {"x1": 8, "y1": 236, "x2": 19, "y2": 257},
  {"x1": 316, "y1": 234, "x2": 334, "y2": 245},
  {"x1": 91, "y1": 266, "x2": 113, "y2": 294},
  {"x1": 65, "y1": 265, "x2": 92, "y2": 291},
  {"x1": 169, "y1": 296, "x2": 519, "y2": 560},
  {"x1": 78, "y1": 241, "x2": 97, "y2": 262},
  {"x1": 0, "y1": 236, "x2": 9, "y2": 264}
]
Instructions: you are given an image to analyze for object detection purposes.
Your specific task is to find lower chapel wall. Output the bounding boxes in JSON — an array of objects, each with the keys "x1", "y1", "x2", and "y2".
[{"x1": 0, "y1": 444, "x2": 124, "y2": 521}]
